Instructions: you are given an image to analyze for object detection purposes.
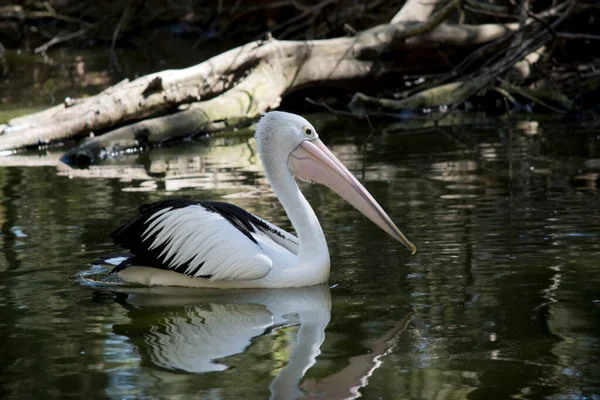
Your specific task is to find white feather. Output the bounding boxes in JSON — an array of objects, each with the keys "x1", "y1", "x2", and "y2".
[
  {"x1": 249, "y1": 217, "x2": 299, "y2": 255},
  {"x1": 143, "y1": 205, "x2": 279, "y2": 281}
]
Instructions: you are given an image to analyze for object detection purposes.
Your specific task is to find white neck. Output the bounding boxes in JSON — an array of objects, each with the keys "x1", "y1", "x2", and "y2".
[{"x1": 262, "y1": 154, "x2": 330, "y2": 273}]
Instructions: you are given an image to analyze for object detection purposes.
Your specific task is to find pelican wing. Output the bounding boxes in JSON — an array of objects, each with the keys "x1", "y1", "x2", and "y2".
[
  {"x1": 110, "y1": 199, "x2": 296, "y2": 281},
  {"x1": 248, "y1": 214, "x2": 299, "y2": 255}
]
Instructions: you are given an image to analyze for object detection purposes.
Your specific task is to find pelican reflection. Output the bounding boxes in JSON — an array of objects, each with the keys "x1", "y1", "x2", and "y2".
[
  {"x1": 111, "y1": 285, "x2": 330, "y2": 399},
  {"x1": 103, "y1": 283, "x2": 412, "y2": 400}
]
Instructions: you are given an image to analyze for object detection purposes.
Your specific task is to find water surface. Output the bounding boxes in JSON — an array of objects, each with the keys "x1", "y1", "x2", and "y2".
[{"x1": 0, "y1": 116, "x2": 598, "y2": 399}]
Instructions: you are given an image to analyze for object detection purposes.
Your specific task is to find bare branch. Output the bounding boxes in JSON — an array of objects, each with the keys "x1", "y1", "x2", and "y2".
[
  {"x1": 389, "y1": 0, "x2": 466, "y2": 40},
  {"x1": 392, "y1": 0, "x2": 445, "y2": 23},
  {"x1": 557, "y1": 33, "x2": 600, "y2": 40}
]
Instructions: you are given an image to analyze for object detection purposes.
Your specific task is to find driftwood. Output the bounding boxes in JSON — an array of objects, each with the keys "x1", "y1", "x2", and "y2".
[
  {"x1": 349, "y1": 1, "x2": 577, "y2": 116},
  {"x1": 0, "y1": 0, "x2": 595, "y2": 163},
  {"x1": 0, "y1": 0, "x2": 520, "y2": 159}
]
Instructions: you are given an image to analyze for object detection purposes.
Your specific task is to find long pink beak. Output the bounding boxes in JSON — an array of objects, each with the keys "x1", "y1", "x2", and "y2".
[{"x1": 288, "y1": 139, "x2": 416, "y2": 253}]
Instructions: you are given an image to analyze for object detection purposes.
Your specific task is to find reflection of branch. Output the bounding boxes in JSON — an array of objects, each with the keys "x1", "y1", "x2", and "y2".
[
  {"x1": 0, "y1": 153, "x2": 62, "y2": 167},
  {"x1": 301, "y1": 311, "x2": 414, "y2": 400},
  {"x1": 361, "y1": 116, "x2": 374, "y2": 183}
]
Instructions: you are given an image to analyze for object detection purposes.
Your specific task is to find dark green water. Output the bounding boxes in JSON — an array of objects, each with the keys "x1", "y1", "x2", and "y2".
[{"x1": 0, "y1": 115, "x2": 599, "y2": 399}]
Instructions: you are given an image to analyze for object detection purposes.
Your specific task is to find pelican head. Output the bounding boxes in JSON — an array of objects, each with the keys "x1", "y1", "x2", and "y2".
[{"x1": 256, "y1": 111, "x2": 416, "y2": 253}]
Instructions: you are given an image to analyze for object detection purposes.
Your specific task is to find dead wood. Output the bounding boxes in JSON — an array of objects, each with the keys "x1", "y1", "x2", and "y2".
[
  {"x1": 1, "y1": 0, "x2": 597, "y2": 163},
  {"x1": 348, "y1": 0, "x2": 580, "y2": 117},
  {"x1": 349, "y1": 81, "x2": 476, "y2": 113},
  {"x1": 0, "y1": 2, "x2": 520, "y2": 157},
  {"x1": 392, "y1": 0, "x2": 463, "y2": 25}
]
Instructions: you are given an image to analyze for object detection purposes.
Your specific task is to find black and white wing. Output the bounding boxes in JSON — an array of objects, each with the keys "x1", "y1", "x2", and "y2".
[{"x1": 110, "y1": 199, "x2": 298, "y2": 281}]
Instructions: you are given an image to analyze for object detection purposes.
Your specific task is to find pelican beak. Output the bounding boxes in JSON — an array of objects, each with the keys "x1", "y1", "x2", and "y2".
[{"x1": 288, "y1": 139, "x2": 416, "y2": 253}]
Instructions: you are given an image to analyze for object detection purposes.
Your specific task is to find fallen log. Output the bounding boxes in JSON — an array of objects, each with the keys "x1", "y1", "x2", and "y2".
[
  {"x1": 0, "y1": 0, "x2": 592, "y2": 164},
  {"x1": 0, "y1": 0, "x2": 520, "y2": 158}
]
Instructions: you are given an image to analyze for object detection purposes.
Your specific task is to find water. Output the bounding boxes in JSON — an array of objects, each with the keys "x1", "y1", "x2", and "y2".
[{"x1": 0, "y1": 115, "x2": 598, "y2": 399}]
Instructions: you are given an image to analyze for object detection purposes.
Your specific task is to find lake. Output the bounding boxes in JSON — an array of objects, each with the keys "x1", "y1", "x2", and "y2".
[{"x1": 0, "y1": 114, "x2": 598, "y2": 399}]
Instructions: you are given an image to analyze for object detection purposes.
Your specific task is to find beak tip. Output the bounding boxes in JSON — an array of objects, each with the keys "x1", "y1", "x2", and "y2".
[{"x1": 411, "y1": 244, "x2": 417, "y2": 255}]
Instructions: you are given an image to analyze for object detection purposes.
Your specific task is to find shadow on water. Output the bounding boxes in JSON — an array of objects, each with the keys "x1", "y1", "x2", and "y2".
[{"x1": 0, "y1": 114, "x2": 599, "y2": 399}]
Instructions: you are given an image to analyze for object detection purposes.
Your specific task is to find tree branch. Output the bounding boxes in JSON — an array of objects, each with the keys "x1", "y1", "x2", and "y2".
[{"x1": 392, "y1": 0, "x2": 446, "y2": 23}]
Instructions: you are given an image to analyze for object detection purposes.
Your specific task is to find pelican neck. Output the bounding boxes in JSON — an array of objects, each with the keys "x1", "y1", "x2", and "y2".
[{"x1": 262, "y1": 157, "x2": 329, "y2": 262}]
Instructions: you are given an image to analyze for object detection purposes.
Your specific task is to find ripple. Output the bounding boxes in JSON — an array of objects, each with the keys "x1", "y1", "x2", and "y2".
[{"x1": 440, "y1": 193, "x2": 479, "y2": 199}]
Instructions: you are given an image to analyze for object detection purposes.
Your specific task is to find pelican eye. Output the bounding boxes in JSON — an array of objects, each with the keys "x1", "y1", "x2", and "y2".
[{"x1": 302, "y1": 126, "x2": 314, "y2": 138}]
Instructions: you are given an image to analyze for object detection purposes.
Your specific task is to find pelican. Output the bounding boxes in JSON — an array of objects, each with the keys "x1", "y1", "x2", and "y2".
[{"x1": 111, "y1": 111, "x2": 415, "y2": 288}]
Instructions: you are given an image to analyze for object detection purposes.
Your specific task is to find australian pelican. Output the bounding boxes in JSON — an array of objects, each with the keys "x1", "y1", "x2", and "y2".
[{"x1": 111, "y1": 111, "x2": 415, "y2": 288}]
